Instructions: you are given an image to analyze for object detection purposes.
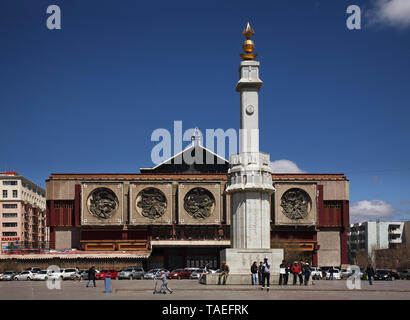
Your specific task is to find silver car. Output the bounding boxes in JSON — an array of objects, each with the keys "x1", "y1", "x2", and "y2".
[
  {"x1": 14, "y1": 271, "x2": 34, "y2": 281},
  {"x1": 0, "y1": 271, "x2": 16, "y2": 281},
  {"x1": 118, "y1": 267, "x2": 145, "y2": 280}
]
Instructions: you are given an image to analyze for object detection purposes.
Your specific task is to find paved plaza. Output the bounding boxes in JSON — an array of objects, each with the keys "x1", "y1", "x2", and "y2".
[{"x1": 1, "y1": 279, "x2": 410, "y2": 300}]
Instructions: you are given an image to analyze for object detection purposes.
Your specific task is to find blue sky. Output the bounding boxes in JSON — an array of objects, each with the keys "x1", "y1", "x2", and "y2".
[{"x1": 0, "y1": 0, "x2": 409, "y2": 223}]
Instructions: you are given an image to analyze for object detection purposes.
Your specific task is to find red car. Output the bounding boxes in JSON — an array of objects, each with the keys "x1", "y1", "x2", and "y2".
[
  {"x1": 95, "y1": 269, "x2": 118, "y2": 280},
  {"x1": 167, "y1": 269, "x2": 185, "y2": 279}
]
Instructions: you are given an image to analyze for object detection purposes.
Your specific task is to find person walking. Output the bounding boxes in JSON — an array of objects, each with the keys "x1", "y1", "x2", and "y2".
[
  {"x1": 159, "y1": 270, "x2": 173, "y2": 294},
  {"x1": 366, "y1": 264, "x2": 375, "y2": 285},
  {"x1": 303, "y1": 263, "x2": 311, "y2": 286},
  {"x1": 86, "y1": 266, "x2": 96, "y2": 288},
  {"x1": 258, "y1": 261, "x2": 263, "y2": 286},
  {"x1": 218, "y1": 261, "x2": 229, "y2": 285},
  {"x1": 260, "y1": 258, "x2": 271, "y2": 291},
  {"x1": 279, "y1": 260, "x2": 287, "y2": 285},
  {"x1": 251, "y1": 261, "x2": 258, "y2": 285}
]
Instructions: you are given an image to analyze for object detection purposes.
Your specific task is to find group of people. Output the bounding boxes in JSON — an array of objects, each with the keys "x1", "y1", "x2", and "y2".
[{"x1": 251, "y1": 260, "x2": 312, "y2": 288}]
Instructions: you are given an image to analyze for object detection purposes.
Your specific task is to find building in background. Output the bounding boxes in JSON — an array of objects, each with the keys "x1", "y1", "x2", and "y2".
[
  {"x1": 0, "y1": 172, "x2": 48, "y2": 253},
  {"x1": 45, "y1": 140, "x2": 350, "y2": 270},
  {"x1": 348, "y1": 220, "x2": 405, "y2": 262}
]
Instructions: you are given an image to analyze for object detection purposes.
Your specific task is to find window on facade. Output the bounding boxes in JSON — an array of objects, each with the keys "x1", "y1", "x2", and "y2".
[
  {"x1": 324, "y1": 201, "x2": 342, "y2": 209},
  {"x1": 2, "y1": 232, "x2": 18, "y2": 236},
  {"x1": 2, "y1": 204, "x2": 17, "y2": 209},
  {"x1": 12, "y1": 190, "x2": 18, "y2": 198},
  {"x1": 3, "y1": 181, "x2": 17, "y2": 185},
  {"x1": 2, "y1": 190, "x2": 7, "y2": 198},
  {"x1": 2, "y1": 222, "x2": 18, "y2": 227},
  {"x1": 3, "y1": 213, "x2": 18, "y2": 218}
]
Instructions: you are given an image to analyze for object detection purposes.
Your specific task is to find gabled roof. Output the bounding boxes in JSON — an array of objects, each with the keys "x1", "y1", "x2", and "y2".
[{"x1": 140, "y1": 143, "x2": 229, "y2": 174}]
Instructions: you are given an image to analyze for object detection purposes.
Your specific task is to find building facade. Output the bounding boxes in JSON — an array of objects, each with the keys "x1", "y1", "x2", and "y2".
[
  {"x1": 348, "y1": 220, "x2": 405, "y2": 262},
  {"x1": 45, "y1": 144, "x2": 350, "y2": 270},
  {"x1": 0, "y1": 172, "x2": 48, "y2": 253}
]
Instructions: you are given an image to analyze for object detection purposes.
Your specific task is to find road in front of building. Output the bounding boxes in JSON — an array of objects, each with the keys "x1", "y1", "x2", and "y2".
[{"x1": 0, "y1": 279, "x2": 410, "y2": 300}]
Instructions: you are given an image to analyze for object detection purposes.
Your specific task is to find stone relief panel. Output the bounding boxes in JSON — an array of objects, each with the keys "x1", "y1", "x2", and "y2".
[
  {"x1": 280, "y1": 188, "x2": 312, "y2": 220},
  {"x1": 130, "y1": 183, "x2": 172, "y2": 225},
  {"x1": 81, "y1": 183, "x2": 124, "y2": 225},
  {"x1": 178, "y1": 183, "x2": 221, "y2": 225},
  {"x1": 274, "y1": 183, "x2": 317, "y2": 226}
]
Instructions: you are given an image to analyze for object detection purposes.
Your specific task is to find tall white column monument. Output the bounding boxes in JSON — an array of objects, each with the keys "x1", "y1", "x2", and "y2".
[{"x1": 218, "y1": 23, "x2": 283, "y2": 284}]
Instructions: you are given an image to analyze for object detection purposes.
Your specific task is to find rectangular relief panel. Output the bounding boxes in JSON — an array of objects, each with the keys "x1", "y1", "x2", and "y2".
[
  {"x1": 274, "y1": 182, "x2": 317, "y2": 226},
  {"x1": 178, "y1": 183, "x2": 221, "y2": 225},
  {"x1": 81, "y1": 183, "x2": 124, "y2": 226},
  {"x1": 129, "y1": 183, "x2": 173, "y2": 225}
]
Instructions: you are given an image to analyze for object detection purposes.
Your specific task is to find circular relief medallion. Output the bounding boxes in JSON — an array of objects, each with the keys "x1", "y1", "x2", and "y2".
[
  {"x1": 87, "y1": 188, "x2": 119, "y2": 219},
  {"x1": 280, "y1": 188, "x2": 312, "y2": 220},
  {"x1": 136, "y1": 187, "x2": 167, "y2": 220},
  {"x1": 184, "y1": 187, "x2": 215, "y2": 220}
]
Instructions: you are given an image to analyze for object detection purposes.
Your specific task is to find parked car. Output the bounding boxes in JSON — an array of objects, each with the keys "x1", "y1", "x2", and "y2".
[
  {"x1": 95, "y1": 269, "x2": 118, "y2": 280},
  {"x1": 47, "y1": 268, "x2": 65, "y2": 280},
  {"x1": 24, "y1": 267, "x2": 41, "y2": 274},
  {"x1": 79, "y1": 269, "x2": 99, "y2": 280},
  {"x1": 319, "y1": 266, "x2": 332, "y2": 278},
  {"x1": 325, "y1": 267, "x2": 341, "y2": 280},
  {"x1": 32, "y1": 270, "x2": 53, "y2": 281},
  {"x1": 118, "y1": 267, "x2": 145, "y2": 280},
  {"x1": 374, "y1": 270, "x2": 398, "y2": 281},
  {"x1": 14, "y1": 271, "x2": 34, "y2": 281},
  {"x1": 180, "y1": 267, "x2": 200, "y2": 279},
  {"x1": 190, "y1": 269, "x2": 205, "y2": 279},
  {"x1": 398, "y1": 269, "x2": 410, "y2": 280},
  {"x1": 62, "y1": 268, "x2": 78, "y2": 280},
  {"x1": 310, "y1": 266, "x2": 322, "y2": 280},
  {"x1": 167, "y1": 269, "x2": 185, "y2": 279},
  {"x1": 144, "y1": 268, "x2": 169, "y2": 279},
  {"x1": 341, "y1": 268, "x2": 352, "y2": 280},
  {"x1": 0, "y1": 271, "x2": 16, "y2": 281}
]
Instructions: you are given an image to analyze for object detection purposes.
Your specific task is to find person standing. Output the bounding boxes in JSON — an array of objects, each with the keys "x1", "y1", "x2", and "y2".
[
  {"x1": 218, "y1": 261, "x2": 229, "y2": 285},
  {"x1": 298, "y1": 262, "x2": 304, "y2": 285},
  {"x1": 366, "y1": 264, "x2": 375, "y2": 285},
  {"x1": 329, "y1": 267, "x2": 334, "y2": 280},
  {"x1": 159, "y1": 270, "x2": 173, "y2": 294},
  {"x1": 261, "y1": 258, "x2": 271, "y2": 291},
  {"x1": 291, "y1": 262, "x2": 300, "y2": 285},
  {"x1": 251, "y1": 261, "x2": 258, "y2": 286},
  {"x1": 258, "y1": 261, "x2": 263, "y2": 286},
  {"x1": 284, "y1": 263, "x2": 290, "y2": 285},
  {"x1": 86, "y1": 266, "x2": 96, "y2": 288},
  {"x1": 279, "y1": 260, "x2": 287, "y2": 285},
  {"x1": 303, "y1": 263, "x2": 311, "y2": 286}
]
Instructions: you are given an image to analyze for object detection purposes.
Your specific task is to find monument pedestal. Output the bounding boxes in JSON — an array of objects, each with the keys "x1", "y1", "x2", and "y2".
[{"x1": 203, "y1": 248, "x2": 284, "y2": 285}]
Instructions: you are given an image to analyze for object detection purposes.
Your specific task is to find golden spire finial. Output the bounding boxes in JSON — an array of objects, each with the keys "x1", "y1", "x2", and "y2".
[{"x1": 240, "y1": 22, "x2": 257, "y2": 60}]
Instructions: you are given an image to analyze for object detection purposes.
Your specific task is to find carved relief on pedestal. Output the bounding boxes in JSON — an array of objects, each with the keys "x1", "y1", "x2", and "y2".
[
  {"x1": 136, "y1": 187, "x2": 167, "y2": 220},
  {"x1": 183, "y1": 187, "x2": 215, "y2": 220},
  {"x1": 87, "y1": 187, "x2": 119, "y2": 219},
  {"x1": 280, "y1": 188, "x2": 312, "y2": 220}
]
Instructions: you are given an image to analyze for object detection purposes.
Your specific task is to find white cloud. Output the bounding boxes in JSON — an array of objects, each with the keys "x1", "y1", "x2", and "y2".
[
  {"x1": 350, "y1": 200, "x2": 395, "y2": 223},
  {"x1": 271, "y1": 160, "x2": 305, "y2": 173},
  {"x1": 368, "y1": 0, "x2": 410, "y2": 28}
]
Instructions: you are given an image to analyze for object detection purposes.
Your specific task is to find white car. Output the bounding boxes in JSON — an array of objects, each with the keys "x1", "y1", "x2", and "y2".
[
  {"x1": 326, "y1": 267, "x2": 341, "y2": 280},
  {"x1": 62, "y1": 268, "x2": 78, "y2": 280},
  {"x1": 310, "y1": 266, "x2": 322, "y2": 280},
  {"x1": 32, "y1": 270, "x2": 53, "y2": 281},
  {"x1": 14, "y1": 271, "x2": 34, "y2": 281},
  {"x1": 47, "y1": 268, "x2": 65, "y2": 280}
]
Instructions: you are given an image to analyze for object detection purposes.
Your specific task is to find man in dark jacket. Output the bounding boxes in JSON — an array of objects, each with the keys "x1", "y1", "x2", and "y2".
[
  {"x1": 251, "y1": 262, "x2": 258, "y2": 285},
  {"x1": 303, "y1": 263, "x2": 311, "y2": 285},
  {"x1": 261, "y1": 258, "x2": 271, "y2": 291},
  {"x1": 258, "y1": 261, "x2": 263, "y2": 285},
  {"x1": 366, "y1": 264, "x2": 375, "y2": 285},
  {"x1": 86, "y1": 266, "x2": 96, "y2": 287}
]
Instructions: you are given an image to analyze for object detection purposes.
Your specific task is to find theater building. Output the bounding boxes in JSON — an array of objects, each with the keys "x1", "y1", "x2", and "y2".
[{"x1": 45, "y1": 142, "x2": 349, "y2": 269}]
